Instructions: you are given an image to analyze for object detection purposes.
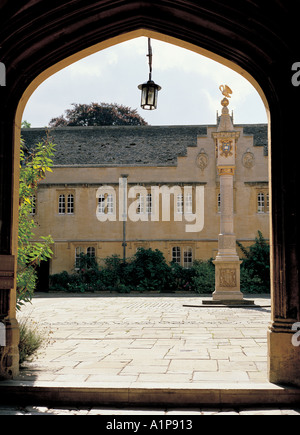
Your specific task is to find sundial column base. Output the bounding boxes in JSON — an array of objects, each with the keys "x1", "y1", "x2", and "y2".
[{"x1": 213, "y1": 258, "x2": 244, "y2": 302}]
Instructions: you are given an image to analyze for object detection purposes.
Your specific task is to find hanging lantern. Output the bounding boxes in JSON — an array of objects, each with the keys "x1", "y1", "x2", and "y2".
[
  {"x1": 138, "y1": 38, "x2": 162, "y2": 110},
  {"x1": 138, "y1": 80, "x2": 161, "y2": 110}
]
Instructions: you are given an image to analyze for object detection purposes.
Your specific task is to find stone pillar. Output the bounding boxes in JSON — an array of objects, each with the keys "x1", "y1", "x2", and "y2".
[
  {"x1": 213, "y1": 167, "x2": 243, "y2": 302},
  {"x1": 0, "y1": 93, "x2": 20, "y2": 379},
  {"x1": 268, "y1": 319, "x2": 300, "y2": 387},
  {"x1": 0, "y1": 260, "x2": 19, "y2": 380},
  {"x1": 205, "y1": 88, "x2": 250, "y2": 304},
  {"x1": 267, "y1": 152, "x2": 300, "y2": 385}
]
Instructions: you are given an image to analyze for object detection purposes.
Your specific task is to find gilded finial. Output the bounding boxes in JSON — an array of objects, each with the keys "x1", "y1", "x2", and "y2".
[{"x1": 219, "y1": 85, "x2": 233, "y2": 107}]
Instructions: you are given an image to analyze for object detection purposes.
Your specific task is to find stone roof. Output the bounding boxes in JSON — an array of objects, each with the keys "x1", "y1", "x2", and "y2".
[
  {"x1": 243, "y1": 125, "x2": 268, "y2": 156},
  {"x1": 21, "y1": 124, "x2": 268, "y2": 167}
]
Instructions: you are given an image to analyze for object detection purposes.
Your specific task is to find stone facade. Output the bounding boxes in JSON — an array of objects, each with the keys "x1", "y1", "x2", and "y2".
[{"x1": 21, "y1": 123, "x2": 269, "y2": 276}]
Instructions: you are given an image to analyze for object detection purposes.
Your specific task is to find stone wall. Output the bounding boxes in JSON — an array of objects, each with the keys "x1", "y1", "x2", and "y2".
[{"x1": 22, "y1": 124, "x2": 269, "y2": 274}]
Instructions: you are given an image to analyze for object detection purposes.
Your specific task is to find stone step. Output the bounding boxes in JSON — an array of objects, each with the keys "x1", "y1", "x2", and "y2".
[{"x1": 1, "y1": 380, "x2": 299, "y2": 408}]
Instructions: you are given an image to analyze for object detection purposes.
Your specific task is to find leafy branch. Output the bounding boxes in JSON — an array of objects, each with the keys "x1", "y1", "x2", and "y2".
[{"x1": 17, "y1": 134, "x2": 56, "y2": 309}]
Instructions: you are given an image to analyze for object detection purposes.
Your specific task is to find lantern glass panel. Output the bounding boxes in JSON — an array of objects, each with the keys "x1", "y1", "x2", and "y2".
[
  {"x1": 141, "y1": 86, "x2": 147, "y2": 107},
  {"x1": 147, "y1": 86, "x2": 155, "y2": 106}
]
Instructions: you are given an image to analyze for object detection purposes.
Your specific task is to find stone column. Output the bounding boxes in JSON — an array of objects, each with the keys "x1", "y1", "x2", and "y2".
[
  {"x1": 267, "y1": 118, "x2": 300, "y2": 385},
  {"x1": 0, "y1": 256, "x2": 19, "y2": 379},
  {"x1": 0, "y1": 90, "x2": 20, "y2": 378},
  {"x1": 205, "y1": 88, "x2": 249, "y2": 304},
  {"x1": 213, "y1": 166, "x2": 243, "y2": 302}
]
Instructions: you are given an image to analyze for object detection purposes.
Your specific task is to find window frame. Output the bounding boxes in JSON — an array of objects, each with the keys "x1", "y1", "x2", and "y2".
[
  {"x1": 98, "y1": 193, "x2": 115, "y2": 215},
  {"x1": 75, "y1": 246, "x2": 97, "y2": 270},
  {"x1": 137, "y1": 193, "x2": 144, "y2": 215},
  {"x1": 58, "y1": 194, "x2": 66, "y2": 215},
  {"x1": 107, "y1": 193, "x2": 114, "y2": 215},
  {"x1": 98, "y1": 194, "x2": 105, "y2": 215},
  {"x1": 67, "y1": 194, "x2": 74, "y2": 215},
  {"x1": 177, "y1": 194, "x2": 184, "y2": 214},
  {"x1": 257, "y1": 192, "x2": 266, "y2": 214},
  {"x1": 87, "y1": 247, "x2": 96, "y2": 258},
  {"x1": 146, "y1": 193, "x2": 152, "y2": 215},
  {"x1": 183, "y1": 247, "x2": 193, "y2": 269},
  {"x1": 172, "y1": 246, "x2": 181, "y2": 265},
  {"x1": 185, "y1": 192, "x2": 193, "y2": 215},
  {"x1": 75, "y1": 247, "x2": 84, "y2": 269}
]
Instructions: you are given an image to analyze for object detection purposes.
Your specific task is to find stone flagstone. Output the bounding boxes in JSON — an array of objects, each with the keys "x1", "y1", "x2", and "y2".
[{"x1": 15, "y1": 293, "x2": 271, "y2": 385}]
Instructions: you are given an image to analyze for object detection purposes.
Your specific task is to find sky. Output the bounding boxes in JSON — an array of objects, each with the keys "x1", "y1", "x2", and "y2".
[{"x1": 22, "y1": 37, "x2": 268, "y2": 127}]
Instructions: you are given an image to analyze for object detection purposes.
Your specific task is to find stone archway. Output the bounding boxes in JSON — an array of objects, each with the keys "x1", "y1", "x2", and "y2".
[{"x1": 0, "y1": 1, "x2": 299, "y2": 386}]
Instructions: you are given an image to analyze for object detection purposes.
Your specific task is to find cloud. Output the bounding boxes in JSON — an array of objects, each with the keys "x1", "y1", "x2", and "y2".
[
  {"x1": 22, "y1": 37, "x2": 267, "y2": 127},
  {"x1": 68, "y1": 57, "x2": 116, "y2": 78}
]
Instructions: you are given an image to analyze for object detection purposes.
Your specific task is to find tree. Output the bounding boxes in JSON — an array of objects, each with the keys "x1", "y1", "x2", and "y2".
[
  {"x1": 17, "y1": 135, "x2": 55, "y2": 309},
  {"x1": 49, "y1": 102, "x2": 148, "y2": 127}
]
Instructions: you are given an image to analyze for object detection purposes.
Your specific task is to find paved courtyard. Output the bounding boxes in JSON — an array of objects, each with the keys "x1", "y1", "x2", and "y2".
[{"x1": 16, "y1": 293, "x2": 271, "y2": 385}]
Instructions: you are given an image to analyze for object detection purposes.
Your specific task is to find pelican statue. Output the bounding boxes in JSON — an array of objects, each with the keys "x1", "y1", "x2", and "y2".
[{"x1": 219, "y1": 85, "x2": 233, "y2": 99}]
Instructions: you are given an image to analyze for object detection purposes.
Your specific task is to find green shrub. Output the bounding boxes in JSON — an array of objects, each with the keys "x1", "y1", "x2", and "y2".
[
  {"x1": 50, "y1": 271, "x2": 83, "y2": 292},
  {"x1": 49, "y1": 239, "x2": 270, "y2": 295},
  {"x1": 49, "y1": 250, "x2": 214, "y2": 294},
  {"x1": 103, "y1": 255, "x2": 124, "y2": 290},
  {"x1": 170, "y1": 262, "x2": 196, "y2": 292},
  {"x1": 191, "y1": 259, "x2": 215, "y2": 294},
  {"x1": 76, "y1": 252, "x2": 99, "y2": 271},
  {"x1": 18, "y1": 318, "x2": 45, "y2": 366},
  {"x1": 50, "y1": 271, "x2": 71, "y2": 291},
  {"x1": 240, "y1": 268, "x2": 268, "y2": 294},
  {"x1": 238, "y1": 231, "x2": 270, "y2": 293},
  {"x1": 125, "y1": 248, "x2": 173, "y2": 292}
]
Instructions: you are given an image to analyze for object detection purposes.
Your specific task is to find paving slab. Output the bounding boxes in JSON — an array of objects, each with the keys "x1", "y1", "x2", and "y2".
[
  {"x1": 12, "y1": 293, "x2": 272, "y2": 384},
  {"x1": 1, "y1": 293, "x2": 300, "y2": 407}
]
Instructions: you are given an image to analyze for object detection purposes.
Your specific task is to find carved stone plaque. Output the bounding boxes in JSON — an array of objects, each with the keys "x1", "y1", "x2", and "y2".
[
  {"x1": 242, "y1": 151, "x2": 255, "y2": 169},
  {"x1": 196, "y1": 151, "x2": 209, "y2": 171},
  {"x1": 219, "y1": 269, "x2": 237, "y2": 287}
]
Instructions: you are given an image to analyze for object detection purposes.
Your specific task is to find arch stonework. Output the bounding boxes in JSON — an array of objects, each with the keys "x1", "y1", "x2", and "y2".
[{"x1": 0, "y1": 1, "x2": 299, "y2": 386}]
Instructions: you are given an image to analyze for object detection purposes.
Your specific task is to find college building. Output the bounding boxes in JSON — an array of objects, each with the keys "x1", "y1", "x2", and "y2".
[{"x1": 21, "y1": 119, "x2": 269, "y2": 277}]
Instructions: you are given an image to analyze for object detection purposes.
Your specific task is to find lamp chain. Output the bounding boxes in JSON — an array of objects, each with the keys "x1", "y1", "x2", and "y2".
[{"x1": 147, "y1": 38, "x2": 153, "y2": 81}]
